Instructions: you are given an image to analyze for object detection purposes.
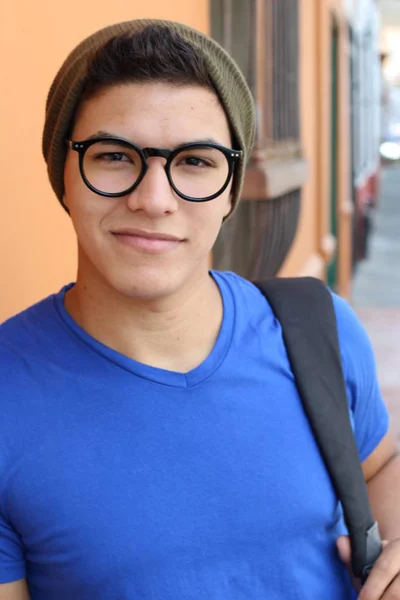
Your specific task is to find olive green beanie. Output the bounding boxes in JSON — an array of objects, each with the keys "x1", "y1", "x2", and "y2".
[{"x1": 42, "y1": 19, "x2": 256, "y2": 213}]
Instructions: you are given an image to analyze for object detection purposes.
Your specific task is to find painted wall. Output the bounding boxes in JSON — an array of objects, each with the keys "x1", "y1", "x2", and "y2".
[
  {"x1": 279, "y1": 0, "x2": 320, "y2": 279},
  {"x1": 0, "y1": 1, "x2": 209, "y2": 322}
]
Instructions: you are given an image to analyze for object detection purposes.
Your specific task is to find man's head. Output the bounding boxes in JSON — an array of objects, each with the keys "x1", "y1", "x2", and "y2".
[
  {"x1": 43, "y1": 20, "x2": 255, "y2": 300},
  {"x1": 43, "y1": 20, "x2": 255, "y2": 213}
]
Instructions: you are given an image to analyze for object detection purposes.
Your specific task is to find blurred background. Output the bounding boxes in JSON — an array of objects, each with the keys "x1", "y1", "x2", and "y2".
[{"x1": 1, "y1": 0, "x2": 399, "y2": 433}]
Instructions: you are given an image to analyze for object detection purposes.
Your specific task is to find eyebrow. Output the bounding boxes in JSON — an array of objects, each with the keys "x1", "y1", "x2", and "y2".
[{"x1": 85, "y1": 130, "x2": 222, "y2": 148}]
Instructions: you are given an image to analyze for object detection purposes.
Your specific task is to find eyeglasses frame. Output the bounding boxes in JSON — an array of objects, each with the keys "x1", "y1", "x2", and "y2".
[{"x1": 66, "y1": 136, "x2": 243, "y2": 202}]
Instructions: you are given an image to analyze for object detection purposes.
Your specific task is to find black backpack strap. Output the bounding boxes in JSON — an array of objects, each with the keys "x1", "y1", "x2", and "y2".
[{"x1": 254, "y1": 277, "x2": 381, "y2": 581}]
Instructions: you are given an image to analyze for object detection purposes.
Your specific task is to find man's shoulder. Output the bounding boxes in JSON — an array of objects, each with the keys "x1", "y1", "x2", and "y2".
[
  {"x1": 221, "y1": 271, "x2": 373, "y2": 372},
  {"x1": 329, "y1": 291, "x2": 370, "y2": 359},
  {"x1": 212, "y1": 270, "x2": 267, "y2": 304},
  {"x1": 0, "y1": 293, "x2": 60, "y2": 368}
]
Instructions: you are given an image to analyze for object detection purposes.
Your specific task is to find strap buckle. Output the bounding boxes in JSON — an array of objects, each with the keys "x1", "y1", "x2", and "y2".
[{"x1": 361, "y1": 522, "x2": 382, "y2": 584}]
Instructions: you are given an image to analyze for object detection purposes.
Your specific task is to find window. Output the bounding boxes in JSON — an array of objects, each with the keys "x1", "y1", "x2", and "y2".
[{"x1": 210, "y1": 0, "x2": 305, "y2": 278}]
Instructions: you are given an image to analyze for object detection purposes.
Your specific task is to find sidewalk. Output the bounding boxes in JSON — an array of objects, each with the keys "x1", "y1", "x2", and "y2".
[{"x1": 352, "y1": 166, "x2": 400, "y2": 442}]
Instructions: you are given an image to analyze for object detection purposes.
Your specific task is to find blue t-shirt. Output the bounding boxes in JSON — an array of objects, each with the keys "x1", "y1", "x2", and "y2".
[{"x1": 0, "y1": 271, "x2": 388, "y2": 599}]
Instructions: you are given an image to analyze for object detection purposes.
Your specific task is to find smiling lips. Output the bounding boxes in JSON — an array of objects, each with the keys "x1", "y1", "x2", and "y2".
[{"x1": 111, "y1": 228, "x2": 183, "y2": 253}]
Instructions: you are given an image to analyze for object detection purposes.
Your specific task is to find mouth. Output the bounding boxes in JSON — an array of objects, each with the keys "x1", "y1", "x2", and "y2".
[{"x1": 110, "y1": 228, "x2": 184, "y2": 253}]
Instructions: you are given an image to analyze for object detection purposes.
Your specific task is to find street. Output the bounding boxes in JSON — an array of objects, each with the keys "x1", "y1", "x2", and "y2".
[{"x1": 353, "y1": 166, "x2": 400, "y2": 441}]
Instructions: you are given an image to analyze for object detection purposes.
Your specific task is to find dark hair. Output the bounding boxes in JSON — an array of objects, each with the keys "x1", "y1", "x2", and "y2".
[{"x1": 83, "y1": 25, "x2": 216, "y2": 98}]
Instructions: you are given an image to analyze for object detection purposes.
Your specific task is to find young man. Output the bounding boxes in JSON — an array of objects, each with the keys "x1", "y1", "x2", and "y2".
[{"x1": 0, "y1": 19, "x2": 399, "y2": 600}]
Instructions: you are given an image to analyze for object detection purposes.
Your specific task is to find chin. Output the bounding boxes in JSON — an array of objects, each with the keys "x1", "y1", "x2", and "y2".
[{"x1": 104, "y1": 266, "x2": 188, "y2": 301}]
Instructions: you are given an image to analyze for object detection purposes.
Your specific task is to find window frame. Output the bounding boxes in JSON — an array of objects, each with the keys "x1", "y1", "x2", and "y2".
[{"x1": 212, "y1": 0, "x2": 308, "y2": 201}]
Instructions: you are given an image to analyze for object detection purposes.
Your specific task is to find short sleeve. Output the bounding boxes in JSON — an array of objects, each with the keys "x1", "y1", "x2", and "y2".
[
  {"x1": 332, "y1": 293, "x2": 390, "y2": 462},
  {"x1": 0, "y1": 506, "x2": 26, "y2": 583}
]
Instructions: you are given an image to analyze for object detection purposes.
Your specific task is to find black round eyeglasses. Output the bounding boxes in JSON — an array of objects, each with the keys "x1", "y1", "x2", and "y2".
[{"x1": 67, "y1": 136, "x2": 243, "y2": 202}]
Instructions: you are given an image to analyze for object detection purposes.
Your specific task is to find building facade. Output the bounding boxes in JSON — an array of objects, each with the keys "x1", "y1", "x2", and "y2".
[
  {"x1": 210, "y1": 0, "x2": 381, "y2": 299},
  {"x1": 210, "y1": 0, "x2": 354, "y2": 297},
  {"x1": 1, "y1": 0, "x2": 381, "y2": 322}
]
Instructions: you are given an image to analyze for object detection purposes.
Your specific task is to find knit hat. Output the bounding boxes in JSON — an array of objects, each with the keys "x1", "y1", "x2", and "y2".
[{"x1": 42, "y1": 19, "x2": 256, "y2": 213}]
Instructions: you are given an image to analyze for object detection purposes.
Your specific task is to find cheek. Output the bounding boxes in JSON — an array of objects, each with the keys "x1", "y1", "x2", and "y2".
[
  {"x1": 64, "y1": 153, "x2": 80, "y2": 195},
  {"x1": 185, "y1": 194, "x2": 230, "y2": 246},
  {"x1": 63, "y1": 158, "x2": 104, "y2": 244},
  {"x1": 63, "y1": 155, "x2": 87, "y2": 216},
  {"x1": 64, "y1": 156, "x2": 105, "y2": 220},
  {"x1": 217, "y1": 189, "x2": 233, "y2": 221}
]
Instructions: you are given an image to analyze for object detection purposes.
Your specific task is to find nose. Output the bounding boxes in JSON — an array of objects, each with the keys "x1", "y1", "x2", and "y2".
[{"x1": 125, "y1": 158, "x2": 179, "y2": 217}]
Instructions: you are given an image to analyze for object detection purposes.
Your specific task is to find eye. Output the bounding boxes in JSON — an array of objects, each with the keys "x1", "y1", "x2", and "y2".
[
  {"x1": 183, "y1": 156, "x2": 210, "y2": 167},
  {"x1": 94, "y1": 152, "x2": 131, "y2": 163},
  {"x1": 176, "y1": 154, "x2": 216, "y2": 169}
]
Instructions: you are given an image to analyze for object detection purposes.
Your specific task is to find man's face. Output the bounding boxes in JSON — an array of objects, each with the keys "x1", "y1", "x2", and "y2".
[{"x1": 64, "y1": 82, "x2": 233, "y2": 300}]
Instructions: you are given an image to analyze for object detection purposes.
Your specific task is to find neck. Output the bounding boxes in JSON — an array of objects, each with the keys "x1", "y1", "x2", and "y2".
[{"x1": 64, "y1": 265, "x2": 224, "y2": 373}]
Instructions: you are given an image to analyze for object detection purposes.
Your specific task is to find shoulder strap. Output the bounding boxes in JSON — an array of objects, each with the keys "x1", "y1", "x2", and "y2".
[{"x1": 254, "y1": 277, "x2": 381, "y2": 581}]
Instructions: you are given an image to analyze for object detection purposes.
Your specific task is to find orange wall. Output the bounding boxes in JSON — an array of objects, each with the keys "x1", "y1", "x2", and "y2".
[
  {"x1": 280, "y1": 0, "x2": 333, "y2": 279},
  {"x1": 279, "y1": 0, "x2": 320, "y2": 278},
  {"x1": 0, "y1": 1, "x2": 209, "y2": 323}
]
